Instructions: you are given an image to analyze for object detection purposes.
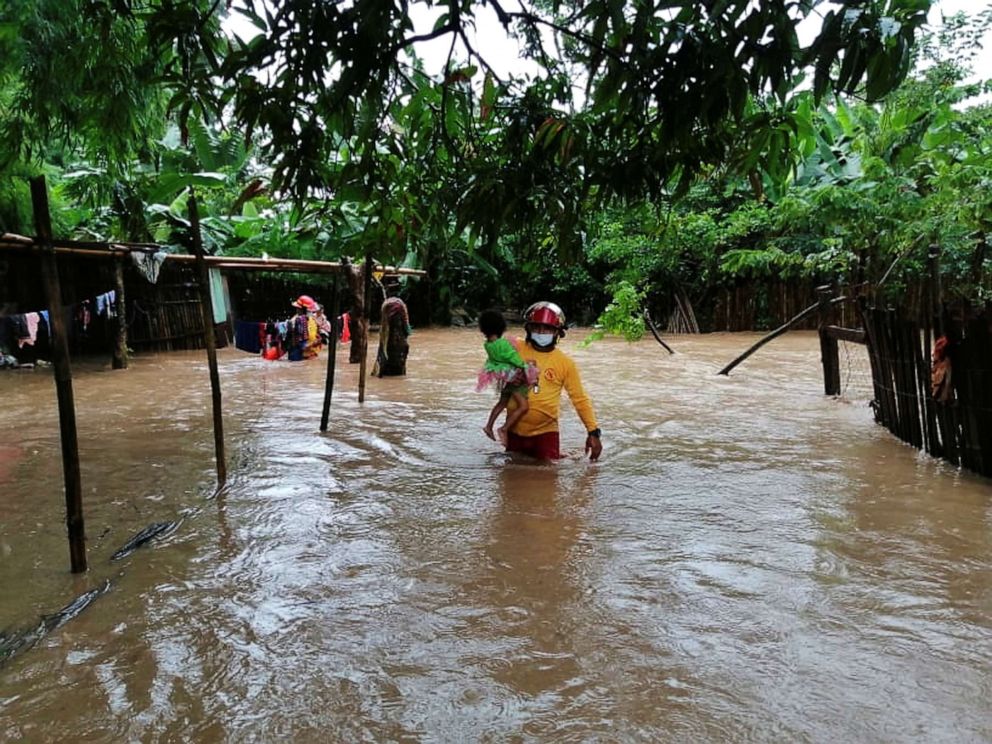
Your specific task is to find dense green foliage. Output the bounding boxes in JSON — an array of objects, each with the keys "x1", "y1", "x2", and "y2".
[
  {"x1": 3, "y1": 0, "x2": 990, "y2": 333},
  {"x1": 576, "y1": 9, "x2": 992, "y2": 336}
]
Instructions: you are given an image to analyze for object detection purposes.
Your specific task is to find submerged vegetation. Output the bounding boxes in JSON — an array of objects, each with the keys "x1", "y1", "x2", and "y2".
[{"x1": 1, "y1": 1, "x2": 990, "y2": 330}]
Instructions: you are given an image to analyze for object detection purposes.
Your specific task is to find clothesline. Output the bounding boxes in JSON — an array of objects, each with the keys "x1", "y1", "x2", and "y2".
[
  {"x1": 4, "y1": 287, "x2": 119, "y2": 324},
  {"x1": 0, "y1": 288, "x2": 119, "y2": 355}
]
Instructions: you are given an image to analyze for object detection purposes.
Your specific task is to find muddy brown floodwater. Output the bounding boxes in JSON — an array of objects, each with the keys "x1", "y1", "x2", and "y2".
[{"x1": 0, "y1": 329, "x2": 990, "y2": 742}]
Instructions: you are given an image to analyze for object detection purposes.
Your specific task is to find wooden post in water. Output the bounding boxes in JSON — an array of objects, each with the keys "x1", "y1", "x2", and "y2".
[
  {"x1": 817, "y1": 285, "x2": 840, "y2": 395},
  {"x1": 345, "y1": 259, "x2": 365, "y2": 364},
  {"x1": 112, "y1": 257, "x2": 129, "y2": 369},
  {"x1": 30, "y1": 176, "x2": 87, "y2": 573},
  {"x1": 357, "y1": 252, "x2": 374, "y2": 403},
  {"x1": 320, "y1": 275, "x2": 340, "y2": 431},
  {"x1": 187, "y1": 191, "x2": 227, "y2": 486}
]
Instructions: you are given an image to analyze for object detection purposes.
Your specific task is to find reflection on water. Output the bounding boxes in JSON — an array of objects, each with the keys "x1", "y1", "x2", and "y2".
[{"x1": 1, "y1": 330, "x2": 990, "y2": 742}]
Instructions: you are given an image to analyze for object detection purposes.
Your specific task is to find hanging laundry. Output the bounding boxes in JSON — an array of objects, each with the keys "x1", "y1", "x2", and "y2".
[
  {"x1": 234, "y1": 320, "x2": 264, "y2": 354},
  {"x1": 35, "y1": 311, "x2": 50, "y2": 345},
  {"x1": 131, "y1": 251, "x2": 168, "y2": 284},
  {"x1": 99, "y1": 290, "x2": 117, "y2": 318},
  {"x1": 17, "y1": 313, "x2": 40, "y2": 348},
  {"x1": 208, "y1": 268, "x2": 228, "y2": 324},
  {"x1": 76, "y1": 301, "x2": 92, "y2": 335},
  {"x1": 339, "y1": 312, "x2": 351, "y2": 343}
]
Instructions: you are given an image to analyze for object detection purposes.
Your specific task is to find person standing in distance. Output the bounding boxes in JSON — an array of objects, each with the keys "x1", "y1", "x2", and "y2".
[{"x1": 505, "y1": 301, "x2": 602, "y2": 461}]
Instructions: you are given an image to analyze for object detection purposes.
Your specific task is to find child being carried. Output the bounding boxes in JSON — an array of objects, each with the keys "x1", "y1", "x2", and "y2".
[{"x1": 475, "y1": 309, "x2": 539, "y2": 445}]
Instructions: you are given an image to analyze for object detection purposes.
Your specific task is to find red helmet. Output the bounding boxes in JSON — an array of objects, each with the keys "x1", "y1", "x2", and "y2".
[
  {"x1": 524, "y1": 301, "x2": 566, "y2": 337},
  {"x1": 293, "y1": 294, "x2": 318, "y2": 311}
]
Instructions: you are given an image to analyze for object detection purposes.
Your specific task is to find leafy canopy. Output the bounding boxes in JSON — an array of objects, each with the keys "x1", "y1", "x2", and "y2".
[{"x1": 4, "y1": 1, "x2": 933, "y2": 227}]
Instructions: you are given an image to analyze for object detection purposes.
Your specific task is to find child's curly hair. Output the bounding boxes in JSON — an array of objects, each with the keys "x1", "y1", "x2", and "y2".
[{"x1": 478, "y1": 309, "x2": 507, "y2": 338}]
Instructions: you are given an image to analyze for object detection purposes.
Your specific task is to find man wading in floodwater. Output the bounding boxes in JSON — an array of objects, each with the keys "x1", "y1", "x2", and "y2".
[{"x1": 504, "y1": 301, "x2": 602, "y2": 461}]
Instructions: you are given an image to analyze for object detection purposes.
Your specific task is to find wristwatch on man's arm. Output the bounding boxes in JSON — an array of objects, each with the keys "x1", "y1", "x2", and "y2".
[{"x1": 587, "y1": 428, "x2": 601, "y2": 439}]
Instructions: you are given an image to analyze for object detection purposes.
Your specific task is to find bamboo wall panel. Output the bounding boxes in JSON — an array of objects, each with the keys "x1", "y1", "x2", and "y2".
[
  {"x1": 707, "y1": 281, "x2": 863, "y2": 333},
  {"x1": 861, "y1": 305, "x2": 992, "y2": 478}
]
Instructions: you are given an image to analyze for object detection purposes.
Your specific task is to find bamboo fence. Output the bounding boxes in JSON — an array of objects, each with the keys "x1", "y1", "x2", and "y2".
[{"x1": 860, "y1": 304, "x2": 992, "y2": 478}]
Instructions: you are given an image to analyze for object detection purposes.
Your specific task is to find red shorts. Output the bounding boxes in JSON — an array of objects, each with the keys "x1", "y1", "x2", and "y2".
[{"x1": 505, "y1": 431, "x2": 561, "y2": 460}]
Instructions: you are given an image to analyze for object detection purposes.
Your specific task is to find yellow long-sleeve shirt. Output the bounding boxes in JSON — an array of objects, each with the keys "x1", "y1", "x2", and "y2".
[{"x1": 507, "y1": 338, "x2": 598, "y2": 437}]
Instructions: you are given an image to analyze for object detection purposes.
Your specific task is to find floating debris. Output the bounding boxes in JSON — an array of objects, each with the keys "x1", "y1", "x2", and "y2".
[
  {"x1": 0, "y1": 580, "x2": 111, "y2": 667},
  {"x1": 110, "y1": 519, "x2": 182, "y2": 561}
]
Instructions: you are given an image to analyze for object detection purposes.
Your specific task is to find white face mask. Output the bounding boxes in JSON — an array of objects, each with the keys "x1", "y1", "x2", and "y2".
[{"x1": 531, "y1": 332, "x2": 555, "y2": 347}]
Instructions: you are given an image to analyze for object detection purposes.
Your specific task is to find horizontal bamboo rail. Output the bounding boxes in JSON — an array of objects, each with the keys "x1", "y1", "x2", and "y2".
[
  {"x1": 0, "y1": 233, "x2": 426, "y2": 276},
  {"x1": 823, "y1": 325, "x2": 866, "y2": 344}
]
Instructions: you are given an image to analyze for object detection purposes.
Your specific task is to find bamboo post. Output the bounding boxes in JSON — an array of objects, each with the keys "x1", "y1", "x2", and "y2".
[
  {"x1": 926, "y1": 246, "x2": 959, "y2": 462},
  {"x1": 971, "y1": 318, "x2": 992, "y2": 476},
  {"x1": 187, "y1": 191, "x2": 227, "y2": 486},
  {"x1": 30, "y1": 176, "x2": 87, "y2": 573},
  {"x1": 928, "y1": 244, "x2": 944, "y2": 338},
  {"x1": 112, "y1": 257, "x2": 129, "y2": 369},
  {"x1": 857, "y1": 299, "x2": 885, "y2": 424},
  {"x1": 965, "y1": 316, "x2": 990, "y2": 474},
  {"x1": 883, "y1": 310, "x2": 906, "y2": 442},
  {"x1": 817, "y1": 286, "x2": 840, "y2": 395},
  {"x1": 899, "y1": 313, "x2": 923, "y2": 448},
  {"x1": 320, "y1": 275, "x2": 340, "y2": 431},
  {"x1": 920, "y1": 280, "x2": 941, "y2": 457},
  {"x1": 878, "y1": 310, "x2": 901, "y2": 438},
  {"x1": 357, "y1": 252, "x2": 373, "y2": 403}
]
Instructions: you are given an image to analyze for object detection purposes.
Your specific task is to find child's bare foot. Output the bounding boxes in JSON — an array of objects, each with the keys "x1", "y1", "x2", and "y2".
[
  {"x1": 483, "y1": 426, "x2": 496, "y2": 440},
  {"x1": 497, "y1": 426, "x2": 508, "y2": 445}
]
